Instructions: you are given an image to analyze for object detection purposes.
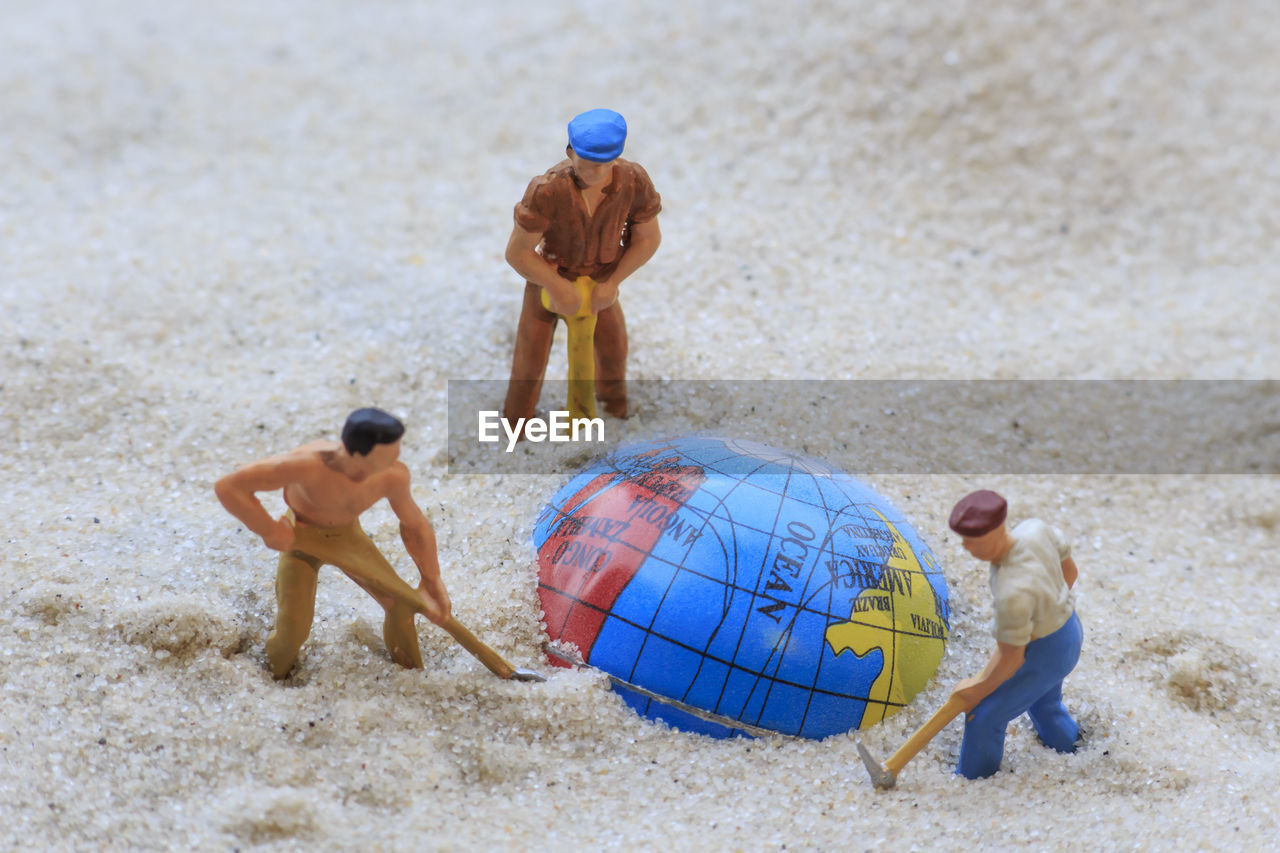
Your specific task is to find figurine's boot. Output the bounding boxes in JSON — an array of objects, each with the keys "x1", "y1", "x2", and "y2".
[
  {"x1": 266, "y1": 549, "x2": 321, "y2": 679},
  {"x1": 1028, "y1": 685, "x2": 1079, "y2": 753},
  {"x1": 383, "y1": 603, "x2": 425, "y2": 670}
]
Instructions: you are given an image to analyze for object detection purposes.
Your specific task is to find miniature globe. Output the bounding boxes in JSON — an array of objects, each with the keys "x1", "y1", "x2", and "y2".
[{"x1": 533, "y1": 436, "x2": 950, "y2": 739}]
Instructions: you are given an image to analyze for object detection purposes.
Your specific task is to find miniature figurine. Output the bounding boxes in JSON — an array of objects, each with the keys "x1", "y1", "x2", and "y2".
[
  {"x1": 503, "y1": 108, "x2": 662, "y2": 424},
  {"x1": 947, "y1": 489, "x2": 1083, "y2": 779},
  {"x1": 215, "y1": 408, "x2": 452, "y2": 679}
]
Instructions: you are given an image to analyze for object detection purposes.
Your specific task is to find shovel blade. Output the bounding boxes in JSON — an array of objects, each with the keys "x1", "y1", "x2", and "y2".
[{"x1": 508, "y1": 667, "x2": 548, "y2": 683}]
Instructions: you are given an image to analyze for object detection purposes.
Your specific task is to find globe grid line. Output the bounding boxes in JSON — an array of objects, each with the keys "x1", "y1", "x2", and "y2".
[
  {"x1": 693, "y1": 450, "x2": 933, "y2": 732},
  {"x1": 791, "y1": 468, "x2": 888, "y2": 730},
  {"x1": 663, "y1": 490, "x2": 738, "y2": 712},
  {"x1": 632, "y1": 437, "x2": 913, "y2": 519},
  {"x1": 541, "y1": 549, "x2": 943, "y2": 692}
]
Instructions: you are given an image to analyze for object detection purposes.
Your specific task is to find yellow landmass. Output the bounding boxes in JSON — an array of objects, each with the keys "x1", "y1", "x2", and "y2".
[{"x1": 824, "y1": 510, "x2": 948, "y2": 728}]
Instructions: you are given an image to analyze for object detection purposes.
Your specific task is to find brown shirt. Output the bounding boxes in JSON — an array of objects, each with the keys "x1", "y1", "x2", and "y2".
[{"x1": 513, "y1": 158, "x2": 661, "y2": 281}]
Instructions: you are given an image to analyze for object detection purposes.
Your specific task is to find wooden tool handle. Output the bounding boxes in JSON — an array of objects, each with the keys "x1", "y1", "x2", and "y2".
[
  {"x1": 884, "y1": 695, "x2": 966, "y2": 775},
  {"x1": 443, "y1": 616, "x2": 514, "y2": 679},
  {"x1": 540, "y1": 277, "x2": 598, "y2": 420},
  {"x1": 562, "y1": 277, "x2": 597, "y2": 421}
]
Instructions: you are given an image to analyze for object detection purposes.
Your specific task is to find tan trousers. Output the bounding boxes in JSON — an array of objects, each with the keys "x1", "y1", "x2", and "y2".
[
  {"x1": 503, "y1": 280, "x2": 629, "y2": 421},
  {"x1": 266, "y1": 517, "x2": 427, "y2": 678}
]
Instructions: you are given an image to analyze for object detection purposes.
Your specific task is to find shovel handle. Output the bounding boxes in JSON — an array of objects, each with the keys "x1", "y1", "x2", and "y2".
[
  {"x1": 442, "y1": 616, "x2": 514, "y2": 679},
  {"x1": 884, "y1": 695, "x2": 967, "y2": 775}
]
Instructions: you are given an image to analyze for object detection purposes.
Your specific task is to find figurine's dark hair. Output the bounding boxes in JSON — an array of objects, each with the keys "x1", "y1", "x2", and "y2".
[{"x1": 341, "y1": 408, "x2": 405, "y2": 456}]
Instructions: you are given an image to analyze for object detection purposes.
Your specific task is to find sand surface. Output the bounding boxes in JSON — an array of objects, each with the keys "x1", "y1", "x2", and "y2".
[{"x1": 3, "y1": 1, "x2": 1278, "y2": 850}]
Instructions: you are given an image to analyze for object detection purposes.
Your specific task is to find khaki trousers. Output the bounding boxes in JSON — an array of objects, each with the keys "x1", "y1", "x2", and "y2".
[{"x1": 266, "y1": 517, "x2": 426, "y2": 678}]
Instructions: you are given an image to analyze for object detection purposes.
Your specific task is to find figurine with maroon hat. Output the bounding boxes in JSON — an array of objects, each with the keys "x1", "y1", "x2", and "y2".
[
  {"x1": 502, "y1": 108, "x2": 662, "y2": 424},
  {"x1": 947, "y1": 489, "x2": 1083, "y2": 779}
]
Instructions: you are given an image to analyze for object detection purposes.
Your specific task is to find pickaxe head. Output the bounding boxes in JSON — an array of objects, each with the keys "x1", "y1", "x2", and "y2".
[{"x1": 857, "y1": 741, "x2": 897, "y2": 790}]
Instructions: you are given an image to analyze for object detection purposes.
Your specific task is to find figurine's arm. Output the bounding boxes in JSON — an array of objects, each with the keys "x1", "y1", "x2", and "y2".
[
  {"x1": 505, "y1": 224, "x2": 580, "y2": 315},
  {"x1": 591, "y1": 216, "x2": 662, "y2": 313},
  {"x1": 1061, "y1": 557, "x2": 1078, "y2": 589},
  {"x1": 214, "y1": 457, "x2": 302, "y2": 551},
  {"x1": 951, "y1": 642, "x2": 1026, "y2": 711},
  {"x1": 385, "y1": 467, "x2": 452, "y2": 626}
]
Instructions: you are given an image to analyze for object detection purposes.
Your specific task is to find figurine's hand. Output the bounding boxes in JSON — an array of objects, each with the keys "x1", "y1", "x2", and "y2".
[
  {"x1": 417, "y1": 576, "x2": 452, "y2": 626},
  {"x1": 590, "y1": 279, "x2": 619, "y2": 313},
  {"x1": 541, "y1": 283, "x2": 581, "y2": 316},
  {"x1": 951, "y1": 677, "x2": 984, "y2": 712},
  {"x1": 261, "y1": 516, "x2": 296, "y2": 552}
]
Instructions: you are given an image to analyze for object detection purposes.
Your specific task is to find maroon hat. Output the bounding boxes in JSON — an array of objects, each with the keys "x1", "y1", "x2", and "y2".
[{"x1": 949, "y1": 490, "x2": 1008, "y2": 537}]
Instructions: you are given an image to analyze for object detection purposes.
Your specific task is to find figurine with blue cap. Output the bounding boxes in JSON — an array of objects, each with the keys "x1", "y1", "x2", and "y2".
[{"x1": 503, "y1": 108, "x2": 662, "y2": 425}]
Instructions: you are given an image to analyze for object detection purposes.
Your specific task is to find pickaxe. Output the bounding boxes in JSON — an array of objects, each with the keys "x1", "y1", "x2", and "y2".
[{"x1": 857, "y1": 695, "x2": 966, "y2": 789}]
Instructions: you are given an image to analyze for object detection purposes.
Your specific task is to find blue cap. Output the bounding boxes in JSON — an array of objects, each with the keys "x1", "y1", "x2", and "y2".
[{"x1": 567, "y1": 109, "x2": 627, "y2": 162}]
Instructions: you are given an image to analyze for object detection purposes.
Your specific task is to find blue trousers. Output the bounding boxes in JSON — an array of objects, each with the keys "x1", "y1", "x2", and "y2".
[{"x1": 957, "y1": 612, "x2": 1083, "y2": 779}]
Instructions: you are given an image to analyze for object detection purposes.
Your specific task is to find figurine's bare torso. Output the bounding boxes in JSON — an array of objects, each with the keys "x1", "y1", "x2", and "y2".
[{"x1": 277, "y1": 440, "x2": 407, "y2": 527}]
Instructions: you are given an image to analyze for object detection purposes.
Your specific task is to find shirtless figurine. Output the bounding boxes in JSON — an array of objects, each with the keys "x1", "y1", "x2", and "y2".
[
  {"x1": 503, "y1": 108, "x2": 662, "y2": 423},
  {"x1": 215, "y1": 408, "x2": 452, "y2": 679}
]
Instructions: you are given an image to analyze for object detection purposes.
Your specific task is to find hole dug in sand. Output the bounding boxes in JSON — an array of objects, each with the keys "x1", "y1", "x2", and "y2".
[
  {"x1": 1133, "y1": 630, "x2": 1280, "y2": 738},
  {"x1": 115, "y1": 595, "x2": 250, "y2": 659},
  {"x1": 221, "y1": 787, "x2": 317, "y2": 845},
  {"x1": 15, "y1": 582, "x2": 85, "y2": 626}
]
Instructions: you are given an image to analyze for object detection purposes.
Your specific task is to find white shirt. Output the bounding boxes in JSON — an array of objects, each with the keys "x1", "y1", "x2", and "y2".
[{"x1": 990, "y1": 519, "x2": 1075, "y2": 646}]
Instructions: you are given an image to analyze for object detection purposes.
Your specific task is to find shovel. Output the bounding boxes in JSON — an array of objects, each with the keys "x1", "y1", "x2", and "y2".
[
  {"x1": 443, "y1": 616, "x2": 546, "y2": 682},
  {"x1": 857, "y1": 694, "x2": 966, "y2": 789}
]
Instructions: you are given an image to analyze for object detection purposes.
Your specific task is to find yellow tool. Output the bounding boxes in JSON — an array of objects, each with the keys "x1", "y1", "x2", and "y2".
[
  {"x1": 857, "y1": 694, "x2": 966, "y2": 789},
  {"x1": 540, "y1": 275, "x2": 597, "y2": 421}
]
